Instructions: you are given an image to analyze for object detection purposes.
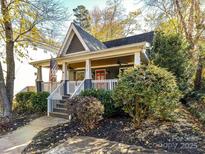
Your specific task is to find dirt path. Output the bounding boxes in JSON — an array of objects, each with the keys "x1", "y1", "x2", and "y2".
[{"x1": 0, "y1": 116, "x2": 67, "y2": 154}]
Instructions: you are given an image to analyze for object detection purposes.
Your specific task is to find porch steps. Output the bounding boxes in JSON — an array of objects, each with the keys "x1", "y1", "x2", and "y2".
[
  {"x1": 49, "y1": 112, "x2": 68, "y2": 119},
  {"x1": 53, "y1": 108, "x2": 67, "y2": 113},
  {"x1": 56, "y1": 104, "x2": 66, "y2": 108},
  {"x1": 49, "y1": 94, "x2": 70, "y2": 119}
]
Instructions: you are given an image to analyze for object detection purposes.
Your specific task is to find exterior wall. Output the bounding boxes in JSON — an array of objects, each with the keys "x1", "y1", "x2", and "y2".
[{"x1": 66, "y1": 34, "x2": 85, "y2": 54}]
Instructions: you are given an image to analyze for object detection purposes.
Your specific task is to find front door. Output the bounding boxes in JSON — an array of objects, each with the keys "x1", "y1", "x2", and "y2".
[
  {"x1": 95, "y1": 69, "x2": 106, "y2": 89},
  {"x1": 95, "y1": 69, "x2": 106, "y2": 80}
]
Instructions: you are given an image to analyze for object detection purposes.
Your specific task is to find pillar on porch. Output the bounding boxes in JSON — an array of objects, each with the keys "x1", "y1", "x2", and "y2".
[
  {"x1": 134, "y1": 52, "x2": 141, "y2": 66},
  {"x1": 36, "y1": 66, "x2": 42, "y2": 92},
  {"x1": 84, "y1": 59, "x2": 92, "y2": 89},
  {"x1": 62, "y1": 62, "x2": 68, "y2": 95}
]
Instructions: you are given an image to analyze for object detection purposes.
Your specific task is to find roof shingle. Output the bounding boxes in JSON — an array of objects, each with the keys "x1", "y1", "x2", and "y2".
[
  {"x1": 73, "y1": 23, "x2": 107, "y2": 51},
  {"x1": 73, "y1": 22, "x2": 154, "y2": 51},
  {"x1": 104, "y1": 31, "x2": 154, "y2": 48}
]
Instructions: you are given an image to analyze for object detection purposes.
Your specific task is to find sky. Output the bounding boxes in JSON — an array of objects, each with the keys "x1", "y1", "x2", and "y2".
[
  {"x1": 62, "y1": 0, "x2": 139, "y2": 15},
  {"x1": 55, "y1": 0, "x2": 144, "y2": 41}
]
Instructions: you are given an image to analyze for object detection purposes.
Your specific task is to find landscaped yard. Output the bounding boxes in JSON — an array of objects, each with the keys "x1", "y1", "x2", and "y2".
[{"x1": 23, "y1": 106, "x2": 205, "y2": 154}]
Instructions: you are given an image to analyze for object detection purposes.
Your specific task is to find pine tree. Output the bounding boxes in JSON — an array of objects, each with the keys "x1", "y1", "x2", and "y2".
[{"x1": 73, "y1": 5, "x2": 91, "y2": 31}]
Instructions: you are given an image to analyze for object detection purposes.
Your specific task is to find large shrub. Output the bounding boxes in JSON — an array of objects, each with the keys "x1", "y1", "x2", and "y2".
[
  {"x1": 112, "y1": 64, "x2": 181, "y2": 127},
  {"x1": 66, "y1": 96, "x2": 104, "y2": 129},
  {"x1": 15, "y1": 91, "x2": 49, "y2": 113},
  {"x1": 80, "y1": 89, "x2": 121, "y2": 117},
  {"x1": 149, "y1": 31, "x2": 194, "y2": 93},
  {"x1": 15, "y1": 92, "x2": 35, "y2": 112},
  {"x1": 30, "y1": 92, "x2": 49, "y2": 113}
]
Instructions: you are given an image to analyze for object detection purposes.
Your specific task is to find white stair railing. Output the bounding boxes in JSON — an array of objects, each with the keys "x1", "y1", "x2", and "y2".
[
  {"x1": 47, "y1": 81, "x2": 65, "y2": 116},
  {"x1": 67, "y1": 80, "x2": 83, "y2": 95},
  {"x1": 71, "y1": 79, "x2": 85, "y2": 98}
]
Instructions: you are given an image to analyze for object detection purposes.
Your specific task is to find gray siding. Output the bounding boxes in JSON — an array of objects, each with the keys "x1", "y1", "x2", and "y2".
[{"x1": 66, "y1": 35, "x2": 85, "y2": 54}]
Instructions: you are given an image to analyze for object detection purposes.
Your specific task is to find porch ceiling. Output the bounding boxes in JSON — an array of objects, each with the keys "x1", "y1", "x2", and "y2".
[{"x1": 68, "y1": 55, "x2": 134, "y2": 69}]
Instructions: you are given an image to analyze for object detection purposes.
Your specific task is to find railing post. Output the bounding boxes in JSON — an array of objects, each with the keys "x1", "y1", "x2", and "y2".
[{"x1": 47, "y1": 99, "x2": 51, "y2": 116}]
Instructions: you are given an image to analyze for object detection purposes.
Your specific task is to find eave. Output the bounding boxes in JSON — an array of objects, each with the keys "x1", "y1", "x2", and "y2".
[{"x1": 30, "y1": 42, "x2": 150, "y2": 67}]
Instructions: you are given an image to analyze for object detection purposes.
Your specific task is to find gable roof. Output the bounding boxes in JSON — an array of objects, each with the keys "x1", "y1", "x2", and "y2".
[
  {"x1": 58, "y1": 22, "x2": 154, "y2": 56},
  {"x1": 73, "y1": 23, "x2": 107, "y2": 51},
  {"x1": 104, "y1": 31, "x2": 154, "y2": 48}
]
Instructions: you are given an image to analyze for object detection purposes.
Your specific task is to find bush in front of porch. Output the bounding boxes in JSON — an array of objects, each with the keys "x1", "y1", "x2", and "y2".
[
  {"x1": 66, "y1": 96, "x2": 104, "y2": 130},
  {"x1": 15, "y1": 92, "x2": 49, "y2": 113},
  {"x1": 80, "y1": 89, "x2": 122, "y2": 117},
  {"x1": 112, "y1": 64, "x2": 182, "y2": 127}
]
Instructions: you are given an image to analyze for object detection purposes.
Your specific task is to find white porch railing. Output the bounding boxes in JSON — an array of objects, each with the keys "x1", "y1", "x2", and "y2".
[
  {"x1": 47, "y1": 81, "x2": 64, "y2": 116},
  {"x1": 67, "y1": 80, "x2": 83, "y2": 94},
  {"x1": 42, "y1": 82, "x2": 60, "y2": 93},
  {"x1": 92, "y1": 79, "x2": 118, "y2": 90},
  {"x1": 46, "y1": 79, "x2": 118, "y2": 116},
  {"x1": 71, "y1": 79, "x2": 85, "y2": 98}
]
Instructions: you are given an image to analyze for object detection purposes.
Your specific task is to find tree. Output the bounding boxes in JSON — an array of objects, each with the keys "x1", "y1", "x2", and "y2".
[
  {"x1": 73, "y1": 5, "x2": 91, "y2": 31},
  {"x1": 143, "y1": 0, "x2": 205, "y2": 90},
  {"x1": 0, "y1": 0, "x2": 69, "y2": 117},
  {"x1": 90, "y1": 0, "x2": 141, "y2": 41},
  {"x1": 149, "y1": 31, "x2": 194, "y2": 93}
]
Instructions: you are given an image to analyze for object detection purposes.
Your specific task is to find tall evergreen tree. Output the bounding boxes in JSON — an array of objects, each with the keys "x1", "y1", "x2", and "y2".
[{"x1": 73, "y1": 5, "x2": 91, "y2": 31}]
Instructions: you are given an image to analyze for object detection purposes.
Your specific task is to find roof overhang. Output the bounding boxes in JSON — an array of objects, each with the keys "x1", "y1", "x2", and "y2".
[{"x1": 30, "y1": 42, "x2": 150, "y2": 67}]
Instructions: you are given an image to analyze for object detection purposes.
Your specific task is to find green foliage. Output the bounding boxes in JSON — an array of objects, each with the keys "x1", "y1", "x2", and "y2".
[
  {"x1": 15, "y1": 92, "x2": 49, "y2": 113},
  {"x1": 73, "y1": 5, "x2": 91, "y2": 30},
  {"x1": 67, "y1": 96, "x2": 104, "y2": 129},
  {"x1": 30, "y1": 92, "x2": 49, "y2": 113},
  {"x1": 15, "y1": 92, "x2": 35, "y2": 112},
  {"x1": 149, "y1": 31, "x2": 195, "y2": 93},
  {"x1": 186, "y1": 91, "x2": 205, "y2": 125},
  {"x1": 112, "y1": 64, "x2": 181, "y2": 127},
  {"x1": 80, "y1": 89, "x2": 121, "y2": 117}
]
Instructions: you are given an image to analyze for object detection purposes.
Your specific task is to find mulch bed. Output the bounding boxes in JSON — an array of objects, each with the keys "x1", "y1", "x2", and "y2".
[
  {"x1": 0, "y1": 112, "x2": 44, "y2": 136},
  {"x1": 23, "y1": 107, "x2": 205, "y2": 154}
]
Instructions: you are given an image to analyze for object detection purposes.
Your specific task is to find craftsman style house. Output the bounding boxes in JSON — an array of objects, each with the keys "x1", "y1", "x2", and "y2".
[{"x1": 30, "y1": 22, "x2": 154, "y2": 116}]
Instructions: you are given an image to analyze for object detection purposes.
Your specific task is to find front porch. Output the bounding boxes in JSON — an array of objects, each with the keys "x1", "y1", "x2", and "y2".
[{"x1": 31, "y1": 42, "x2": 148, "y2": 117}]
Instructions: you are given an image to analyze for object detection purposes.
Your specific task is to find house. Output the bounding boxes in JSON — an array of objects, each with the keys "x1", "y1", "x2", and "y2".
[{"x1": 30, "y1": 22, "x2": 154, "y2": 117}]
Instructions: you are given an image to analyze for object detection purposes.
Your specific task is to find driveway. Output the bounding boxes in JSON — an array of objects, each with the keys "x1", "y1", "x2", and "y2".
[{"x1": 0, "y1": 116, "x2": 67, "y2": 154}]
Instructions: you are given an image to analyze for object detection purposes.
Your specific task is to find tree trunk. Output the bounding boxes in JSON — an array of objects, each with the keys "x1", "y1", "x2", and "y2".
[
  {"x1": 0, "y1": 62, "x2": 11, "y2": 117},
  {"x1": 1, "y1": 0, "x2": 15, "y2": 116},
  {"x1": 194, "y1": 57, "x2": 203, "y2": 91}
]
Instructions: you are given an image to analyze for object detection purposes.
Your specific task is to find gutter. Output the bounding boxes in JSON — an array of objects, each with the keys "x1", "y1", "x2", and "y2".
[{"x1": 30, "y1": 41, "x2": 149, "y2": 66}]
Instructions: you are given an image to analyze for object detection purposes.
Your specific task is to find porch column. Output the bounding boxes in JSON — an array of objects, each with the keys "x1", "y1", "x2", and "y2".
[
  {"x1": 134, "y1": 52, "x2": 141, "y2": 67},
  {"x1": 36, "y1": 66, "x2": 42, "y2": 92},
  {"x1": 62, "y1": 62, "x2": 68, "y2": 95},
  {"x1": 84, "y1": 59, "x2": 92, "y2": 89}
]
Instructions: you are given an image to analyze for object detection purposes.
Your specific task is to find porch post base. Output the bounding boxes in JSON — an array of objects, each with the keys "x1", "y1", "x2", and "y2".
[
  {"x1": 84, "y1": 79, "x2": 92, "y2": 89},
  {"x1": 64, "y1": 80, "x2": 69, "y2": 95},
  {"x1": 36, "y1": 81, "x2": 43, "y2": 92}
]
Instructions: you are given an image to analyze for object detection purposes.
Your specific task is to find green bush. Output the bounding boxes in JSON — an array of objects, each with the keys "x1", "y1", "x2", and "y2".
[
  {"x1": 149, "y1": 31, "x2": 194, "y2": 94},
  {"x1": 67, "y1": 96, "x2": 104, "y2": 129},
  {"x1": 80, "y1": 89, "x2": 121, "y2": 117},
  {"x1": 30, "y1": 92, "x2": 49, "y2": 113},
  {"x1": 15, "y1": 91, "x2": 49, "y2": 113},
  {"x1": 15, "y1": 92, "x2": 35, "y2": 112},
  {"x1": 112, "y1": 64, "x2": 182, "y2": 127}
]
